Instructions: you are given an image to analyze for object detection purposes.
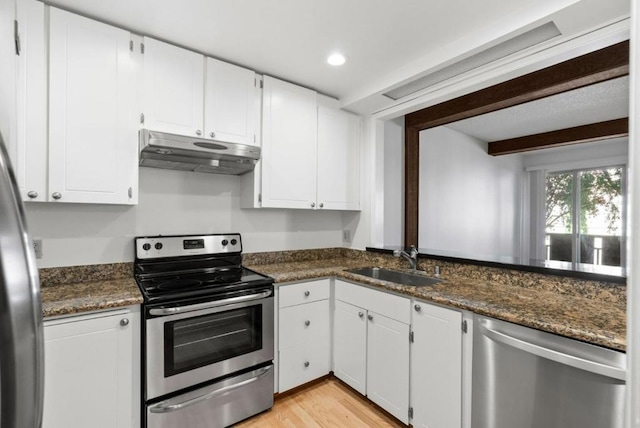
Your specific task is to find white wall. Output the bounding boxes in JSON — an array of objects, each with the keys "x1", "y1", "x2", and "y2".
[
  {"x1": 25, "y1": 167, "x2": 355, "y2": 267},
  {"x1": 383, "y1": 118, "x2": 404, "y2": 246},
  {"x1": 419, "y1": 126, "x2": 525, "y2": 258}
]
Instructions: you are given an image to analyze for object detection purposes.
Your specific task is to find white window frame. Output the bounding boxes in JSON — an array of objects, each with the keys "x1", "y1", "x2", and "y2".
[{"x1": 529, "y1": 159, "x2": 627, "y2": 266}]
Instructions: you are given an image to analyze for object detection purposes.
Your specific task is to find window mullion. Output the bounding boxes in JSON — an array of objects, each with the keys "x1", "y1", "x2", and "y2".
[{"x1": 572, "y1": 170, "x2": 581, "y2": 264}]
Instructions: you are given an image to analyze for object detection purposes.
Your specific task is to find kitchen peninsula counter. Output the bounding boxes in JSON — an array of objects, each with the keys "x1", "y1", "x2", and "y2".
[{"x1": 245, "y1": 251, "x2": 626, "y2": 352}]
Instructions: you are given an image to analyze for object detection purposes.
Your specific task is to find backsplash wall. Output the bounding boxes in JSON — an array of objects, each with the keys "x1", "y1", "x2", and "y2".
[{"x1": 25, "y1": 167, "x2": 360, "y2": 267}]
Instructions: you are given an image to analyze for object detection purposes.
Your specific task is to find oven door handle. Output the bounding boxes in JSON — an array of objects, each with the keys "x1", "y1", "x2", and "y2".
[
  {"x1": 148, "y1": 365, "x2": 273, "y2": 414},
  {"x1": 148, "y1": 289, "x2": 272, "y2": 316}
]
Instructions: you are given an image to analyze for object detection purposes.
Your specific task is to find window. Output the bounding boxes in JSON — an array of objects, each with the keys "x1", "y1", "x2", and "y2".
[{"x1": 544, "y1": 166, "x2": 625, "y2": 267}]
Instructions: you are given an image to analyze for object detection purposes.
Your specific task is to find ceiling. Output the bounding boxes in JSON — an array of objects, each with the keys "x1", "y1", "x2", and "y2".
[
  {"x1": 446, "y1": 76, "x2": 630, "y2": 142},
  {"x1": 42, "y1": 0, "x2": 630, "y2": 114}
]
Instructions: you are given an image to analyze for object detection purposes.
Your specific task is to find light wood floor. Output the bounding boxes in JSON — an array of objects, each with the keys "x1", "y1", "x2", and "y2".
[{"x1": 235, "y1": 377, "x2": 406, "y2": 428}]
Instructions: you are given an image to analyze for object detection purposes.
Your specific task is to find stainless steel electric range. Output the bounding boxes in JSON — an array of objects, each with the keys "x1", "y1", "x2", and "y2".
[{"x1": 134, "y1": 234, "x2": 274, "y2": 428}]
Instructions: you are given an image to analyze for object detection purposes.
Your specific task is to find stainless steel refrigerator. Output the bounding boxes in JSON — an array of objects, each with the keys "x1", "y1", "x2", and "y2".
[{"x1": 0, "y1": 131, "x2": 44, "y2": 427}]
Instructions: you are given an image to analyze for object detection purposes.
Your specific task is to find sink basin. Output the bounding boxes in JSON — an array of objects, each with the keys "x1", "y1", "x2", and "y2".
[{"x1": 347, "y1": 267, "x2": 442, "y2": 287}]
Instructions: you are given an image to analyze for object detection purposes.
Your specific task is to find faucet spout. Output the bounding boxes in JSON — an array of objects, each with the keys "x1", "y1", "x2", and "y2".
[{"x1": 393, "y1": 245, "x2": 419, "y2": 270}]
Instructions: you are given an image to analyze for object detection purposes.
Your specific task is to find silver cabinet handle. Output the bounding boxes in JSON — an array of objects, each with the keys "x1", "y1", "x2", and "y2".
[
  {"x1": 304, "y1": 320, "x2": 310, "y2": 327},
  {"x1": 414, "y1": 304, "x2": 421, "y2": 312},
  {"x1": 304, "y1": 361, "x2": 310, "y2": 368},
  {"x1": 27, "y1": 191, "x2": 38, "y2": 199},
  {"x1": 310, "y1": 202, "x2": 316, "y2": 208},
  {"x1": 304, "y1": 291, "x2": 310, "y2": 297},
  {"x1": 149, "y1": 365, "x2": 272, "y2": 413},
  {"x1": 367, "y1": 314, "x2": 373, "y2": 321},
  {"x1": 358, "y1": 312, "x2": 364, "y2": 318},
  {"x1": 120, "y1": 318, "x2": 129, "y2": 326},
  {"x1": 149, "y1": 289, "x2": 272, "y2": 316},
  {"x1": 195, "y1": 130, "x2": 202, "y2": 136},
  {"x1": 51, "y1": 192, "x2": 62, "y2": 200},
  {"x1": 319, "y1": 203, "x2": 324, "y2": 208},
  {"x1": 209, "y1": 131, "x2": 215, "y2": 138}
]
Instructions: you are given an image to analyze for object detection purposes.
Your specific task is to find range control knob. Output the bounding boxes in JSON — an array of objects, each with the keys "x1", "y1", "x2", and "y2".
[
  {"x1": 221, "y1": 239, "x2": 229, "y2": 246},
  {"x1": 142, "y1": 243, "x2": 151, "y2": 251},
  {"x1": 230, "y1": 239, "x2": 237, "y2": 245},
  {"x1": 154, "y1": 242, "x2": 163, "y2": 250}
]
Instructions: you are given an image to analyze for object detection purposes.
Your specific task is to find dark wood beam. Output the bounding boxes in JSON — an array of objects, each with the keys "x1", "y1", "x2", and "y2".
[
  {"x1": 404, "y1": 124, "x2": 420, "y2": 247},
  {"x1": 488, "y1": 118, "x2": 629, "y2": 156},
  {"x1": 405, "y1": 40, "x2": 629, "y2": 131},
  {"x1": 403, "y1": 40, "x2": 629, "y2": 249}
]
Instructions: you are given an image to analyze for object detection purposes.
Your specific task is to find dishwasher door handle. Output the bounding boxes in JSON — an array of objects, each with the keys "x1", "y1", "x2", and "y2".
[{"x1": 479, "y1": 322, "x2": 626, "y2": 381}]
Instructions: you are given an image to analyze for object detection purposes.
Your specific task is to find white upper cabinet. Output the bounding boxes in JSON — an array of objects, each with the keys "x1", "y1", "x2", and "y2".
[
  {"x1": 48, "y1": 8, "x2": 137, "y2": 204},
  {"x1": 261, "y1": 75, "x2": 318, "y2": 209},
  {"x1": 204, "y1": 58, "x2": 258, "y2": 145},
  {"x1": 317, "y1": 102, "x2": 360, "y2": 210},
  {"x1": 245, "y1": 78, "x2": 361, "y2": 211},
  {"x1": 15, "y1": 0, "x2": 47, "y2": 202},
  {"x1": 142, "y1": 37, "x2": 204, "y2": 137}
]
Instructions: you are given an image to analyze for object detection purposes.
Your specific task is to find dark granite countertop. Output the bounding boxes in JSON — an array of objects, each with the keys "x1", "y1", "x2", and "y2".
[
  {"x1": 40, "y1": 263, "x2": 143, "y2": 318},
  {"x1": 246, "y1": 257, "x2": 626, "y2": 352},
  {"x1": 39, "y1": 250, "x2": 625, "y2": 351}
]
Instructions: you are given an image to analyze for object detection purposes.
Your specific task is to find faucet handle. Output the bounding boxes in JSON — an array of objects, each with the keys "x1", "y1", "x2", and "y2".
[{"x1": 409, "y1": 245, "x2": 418, "y2": 256}]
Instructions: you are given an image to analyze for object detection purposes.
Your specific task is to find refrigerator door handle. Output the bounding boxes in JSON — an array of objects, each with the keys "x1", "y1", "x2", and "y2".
[
  {"x1": 479, "y1": 321, "x2": 626, "y2": 381},
  {"x1": 0, "y1": 132, "x2": 44, "y2": 428}
]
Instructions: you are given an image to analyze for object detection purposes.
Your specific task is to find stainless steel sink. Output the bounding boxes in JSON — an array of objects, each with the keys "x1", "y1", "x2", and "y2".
[{"x1": 347, "y1": 267, "x2": 442, "y2": 287}]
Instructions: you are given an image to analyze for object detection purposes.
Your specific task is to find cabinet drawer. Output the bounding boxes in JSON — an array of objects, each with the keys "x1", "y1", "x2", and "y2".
[
  {"x1": 335, "y1": 280, "x2": 410, "y2": 324},
  {"x1": 279, "y1": 300, "x2": 330, "y2": 350},
  {"x1": 278, "y1": 345, "x2": 330, "y2": 392},
  {"x1": 279, "y1": 279, "x2": 330, "y2": 308}
]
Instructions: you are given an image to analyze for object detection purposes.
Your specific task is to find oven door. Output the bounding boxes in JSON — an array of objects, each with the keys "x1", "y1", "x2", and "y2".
[{"x1": 146, "y1": 288, "x2": 274, "y2": 400}]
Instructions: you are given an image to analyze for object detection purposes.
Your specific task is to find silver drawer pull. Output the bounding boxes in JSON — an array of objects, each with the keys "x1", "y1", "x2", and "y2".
[
  {"x1": 304, "y1": 361, "x2": 310, "y2": 368},
  {"x1": 414, "y1": 304, "x2": 421, "y2": 312},
  {"x1": 304, "y1": 320, "x2": 310, "y2": 327},
  {"x1": 304, "y1": 291, "x2": 310, "y2": 297},
  {"x1": 149, "y1": 365, "x2": 273, "y2": 413},
  {"x1": 367, "y1": 314, "x2": 373, "y2": 321},
  {"x1": 120, "y1": 318, "x2": 129, "y2": 326},
  {"x1": 358, "y1": 312, "x2": 364, "y2": 318}
]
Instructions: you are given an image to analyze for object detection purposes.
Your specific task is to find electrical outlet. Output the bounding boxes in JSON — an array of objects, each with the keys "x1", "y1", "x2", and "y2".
[
  {"x1": 32, "y1": 239, "x2": 43, "y2": 259},
  {"x1": 342, "y1": 230, "x2": 352, "y2": 243}
]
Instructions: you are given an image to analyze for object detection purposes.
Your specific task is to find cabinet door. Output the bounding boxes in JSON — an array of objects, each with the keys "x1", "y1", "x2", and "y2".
[
  {"x1": 333, "y1": 300, "x2": 367, "y2": 395},
  {"x1": 143, "y1": 37, "x2": 204, "y2": 136},
  {"x1": 261, "y1": 75, "x2": 317, "y2": 209},
  {"x1": 15, "y1": 0, "x2": 47, "y2": 202},
  {"x1": 367, "y1": 311, "x2": 410, "y2": 424},
  {"x1": 411, "y1": 302, "x2": 462, "y2": 428},
  {"x1": 204, "y1": 58, "x2": 258, "y2": 145},
  {"x1": 317, "y1": 106, "x2": 360, "y2": 210},
  {"x1": 43, "y1": 310, "x2": 134, "y2": 428},
  {"x1": 48, "y1": 8, "x2": 137, "y2": 204}
]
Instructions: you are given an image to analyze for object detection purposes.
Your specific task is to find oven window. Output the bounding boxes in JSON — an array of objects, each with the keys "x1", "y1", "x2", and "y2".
[{"x1": 164, "y1": 305, "x2": 263, "y2": 377}]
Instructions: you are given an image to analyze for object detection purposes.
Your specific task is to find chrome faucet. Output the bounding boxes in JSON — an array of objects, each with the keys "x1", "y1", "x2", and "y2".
[{"x1": 393, "y1": 245, "x2": 419, "y2": 270}]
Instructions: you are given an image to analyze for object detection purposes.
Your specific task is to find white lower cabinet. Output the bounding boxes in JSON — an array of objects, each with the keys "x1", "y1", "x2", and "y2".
[
  {"x1": 43, "y1": 307, "x2": 140, "y2": 428},
  {"x1": 411, "y1": 300, "x2": 463, "y2": 428},
  {"x1": 333, "y1": 280, "x2": 411, "y2": 424},
  {"x1": 277, "y1": 279, "x2": 332, "y2": 392},
  {"x1": 333, "y1": 300, "x2": 367, "y2": 394}
]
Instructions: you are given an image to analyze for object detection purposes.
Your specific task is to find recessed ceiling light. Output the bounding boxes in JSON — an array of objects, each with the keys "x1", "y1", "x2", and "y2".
[{"x1": 327, "y1": 53, "x2": 346, "y2": 66}]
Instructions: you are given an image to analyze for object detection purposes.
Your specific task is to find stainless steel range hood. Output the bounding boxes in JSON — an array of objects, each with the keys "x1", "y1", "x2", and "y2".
[{"x1": 139, "y1": 129, "x2": 260, "y2": 175}]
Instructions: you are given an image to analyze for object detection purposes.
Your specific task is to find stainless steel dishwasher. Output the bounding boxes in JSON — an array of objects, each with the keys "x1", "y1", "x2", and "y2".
[{"x1": 472, "y1": 315, "x2": 626, "y2": 428}]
